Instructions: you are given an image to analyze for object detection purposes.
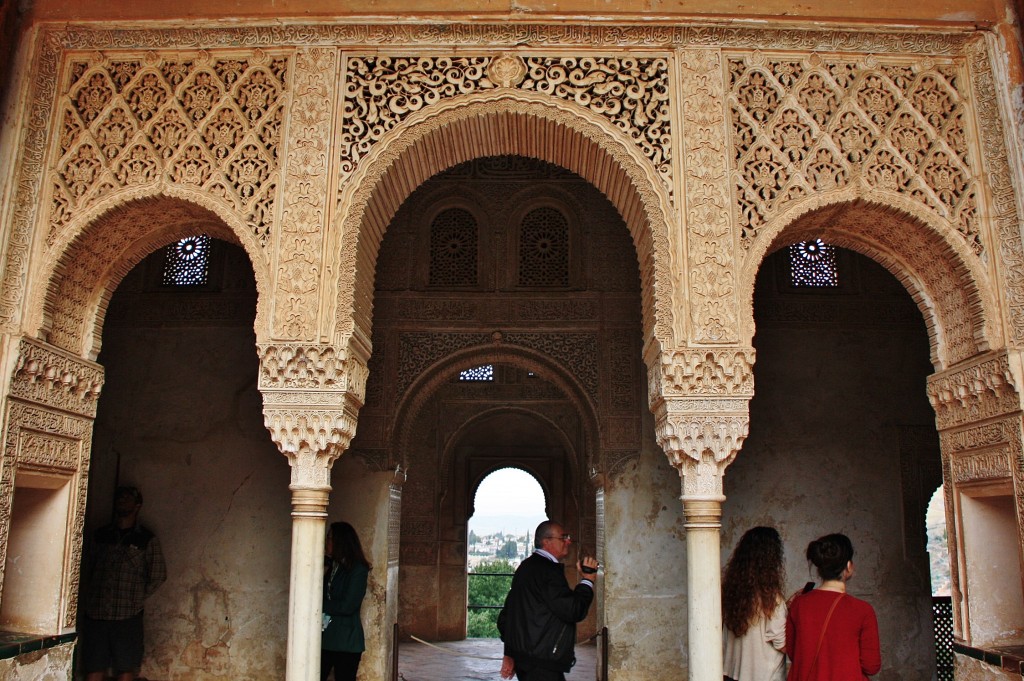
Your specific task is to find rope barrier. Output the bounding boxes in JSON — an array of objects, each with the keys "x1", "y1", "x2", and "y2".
[{"x1": 408, "y1": 635, "x2": 506, "y2": 661}]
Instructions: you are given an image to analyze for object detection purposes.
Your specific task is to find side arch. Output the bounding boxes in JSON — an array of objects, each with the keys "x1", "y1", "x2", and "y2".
[
  {"x1": 33, "y1": 192, "x2": 269, "y2": 359},
  {"x1": 740, "y1": 197, "x2": 999, "y2": 370},
  {"x1": 328, "y1": 91, "x2": 676, "y2": 359}
]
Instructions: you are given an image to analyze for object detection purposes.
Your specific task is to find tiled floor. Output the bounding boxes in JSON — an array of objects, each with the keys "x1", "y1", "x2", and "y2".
[{"x1": 397, "y1": 638, "x2": 597, "y2": 681}]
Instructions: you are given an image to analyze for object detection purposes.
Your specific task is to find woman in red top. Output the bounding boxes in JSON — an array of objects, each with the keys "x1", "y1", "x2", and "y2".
[{"x1": 786, "y1": 533, "x2": 881, "y2": 681}]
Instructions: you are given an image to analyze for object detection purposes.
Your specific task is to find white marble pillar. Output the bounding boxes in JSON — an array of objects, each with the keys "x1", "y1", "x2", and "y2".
[
  {"x1": 683, "y1": 497, "x2": 724, "y2": 681},
  {"x1": 286, "y1": 486, "x2": 330, "y2": 681}
]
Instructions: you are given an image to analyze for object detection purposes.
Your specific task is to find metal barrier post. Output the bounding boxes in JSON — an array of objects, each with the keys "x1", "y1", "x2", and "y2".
[
  {"x1": 392, "y1": 622, "x2": 400, "y2": 681},
  {"x1": 599, "y1": 626, "x2": 608, "y2": 681}
]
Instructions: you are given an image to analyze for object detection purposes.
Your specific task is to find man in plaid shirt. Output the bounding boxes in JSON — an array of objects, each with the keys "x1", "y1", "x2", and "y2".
[{"x1": 81, "y1": 485, "x2": 167, "y2": 681}]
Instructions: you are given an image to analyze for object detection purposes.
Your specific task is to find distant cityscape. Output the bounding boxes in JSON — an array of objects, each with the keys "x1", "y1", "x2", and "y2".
[{"x1": 467, "y1": 527, "x2": 537, "y2": 569}]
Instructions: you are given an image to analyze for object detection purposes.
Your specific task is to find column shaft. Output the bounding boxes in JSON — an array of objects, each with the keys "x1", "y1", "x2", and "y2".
[
  {"x1": 684, "y1": 498, "x2": 723, "y2": 681},
  {"x1": 287, "y1": 487, "x2": 330, "y2": 681}
]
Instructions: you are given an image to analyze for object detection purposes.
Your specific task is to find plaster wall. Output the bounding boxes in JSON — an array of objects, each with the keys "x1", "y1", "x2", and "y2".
[
  {"x1": 954, "y1": 654, "x2": 1020, "y2": 680},
  {"x1": 86, "y1": 244, "x2": 292, "y2": 681},
  {"x1": 0, "y1": 642, "x2": 72, "y2": 681}
]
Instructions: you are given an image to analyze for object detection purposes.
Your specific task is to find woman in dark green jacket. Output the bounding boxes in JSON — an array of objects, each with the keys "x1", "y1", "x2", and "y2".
[{"x1": 321, "y1": 521, "x2": 371, "y2": 681}]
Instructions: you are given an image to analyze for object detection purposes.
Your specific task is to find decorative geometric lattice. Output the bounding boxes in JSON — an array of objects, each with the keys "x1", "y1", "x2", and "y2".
[
  {"x1": 518, "y1": 207, "x2": 569, "y2": 287},
  {"x1": 53, "y1": 54, "x2": 287, "y2": 246},
  {"x1": 932, "y1": 596, "x2": 953, "y2": 681},
  {"x1": 162, "y1": 235, "x2": 211, "y2": 286},
  {"x1": 788, "y1": 239, "x2": 837, "y2": 287},
  {"x1": 429, "y1": 208, "x2": 478, "y2": 287},
  {"x1": 729, "y1": 55, "x2": 979, "y2": 254},
  {"x1": 459, "y1": 365, "x2": 494, "y2": 382}
]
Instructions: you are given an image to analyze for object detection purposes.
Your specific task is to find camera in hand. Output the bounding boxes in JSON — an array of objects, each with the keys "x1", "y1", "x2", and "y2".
[{"x1": 581, "y1": 563, "x2": 598, "y2": 574}]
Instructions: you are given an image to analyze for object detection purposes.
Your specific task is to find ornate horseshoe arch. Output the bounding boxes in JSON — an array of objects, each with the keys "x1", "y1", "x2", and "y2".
[
  {"x1": 34, "y1": 191, "x2": 269, "y2": 360},
  {"x1": 740, "y1": 194, "x2": 999, "y2": 370},
  {"x1": 326, "y1": 89, "x2": 677, "y2": 361}
]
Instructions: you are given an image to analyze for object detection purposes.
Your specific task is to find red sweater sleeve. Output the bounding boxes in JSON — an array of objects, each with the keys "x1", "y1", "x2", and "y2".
[{"x1": 859, "y1": 604, "x2": 881, "y2": 676}]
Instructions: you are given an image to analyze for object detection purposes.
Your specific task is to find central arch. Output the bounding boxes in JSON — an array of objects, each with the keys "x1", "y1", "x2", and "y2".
[{"x1": 327, "y1": 91, "x2": 677, "y2": 358}]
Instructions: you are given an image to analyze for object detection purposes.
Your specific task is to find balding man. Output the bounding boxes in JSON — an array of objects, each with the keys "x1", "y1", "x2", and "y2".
[{"x1": 498, "y1": 520, "x2": 599, "y2": 681}]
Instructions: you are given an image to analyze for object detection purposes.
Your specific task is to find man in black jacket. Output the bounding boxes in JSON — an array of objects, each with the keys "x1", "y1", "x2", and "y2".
[{"x1": 498, "y1": 520, "x2": 598, "y2": 681}]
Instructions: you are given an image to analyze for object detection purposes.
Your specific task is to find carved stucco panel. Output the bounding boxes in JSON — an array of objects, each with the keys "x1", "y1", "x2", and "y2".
[
  {"x1": 50, "y1": 49, "x2": 287, "y2": 250},
  {"x1": 652, "y1": 347, "x2": 755, "y2": 402},
  {"x1": 679, "y1": 48, "x2": 741, "y2": 344},
  {"x1": 927, "y1": 351, "x2": 1019, "y2": 430},
  {"x1": 10, "y1": 337, "x2": 104, "y2": 417},
  {"x1": 273, "y1": 47, "x2": 337, "y2": 340},
  {"x1": 965, "y1": 35, "x2": 1024, "y2": 345}
]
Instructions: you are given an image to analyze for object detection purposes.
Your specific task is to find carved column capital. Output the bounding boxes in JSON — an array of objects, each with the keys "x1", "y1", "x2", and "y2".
[
  {"x1": 649, "y1": 347, "x2": 755, "y2": 401},
  {"x1": 926, "y1": 349, "x2": 1021, "y2": 430},
  {"x1": 649, "y1": 347, "x2": 754, "y2": 498},
  {"x1": 258, "y1": 342, "x2": 368, "y2": 486}
]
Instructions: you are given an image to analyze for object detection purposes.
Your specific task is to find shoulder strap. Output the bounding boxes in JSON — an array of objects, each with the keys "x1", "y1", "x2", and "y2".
[{"x1": 804, "y1": 593, "x2": 843, "y2": 681}]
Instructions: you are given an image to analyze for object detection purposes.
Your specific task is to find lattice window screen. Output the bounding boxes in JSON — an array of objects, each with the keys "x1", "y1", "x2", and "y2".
[
  {"x1": 162, "y1": 235, "x2": 211, "y2": 286},
  {"x1": 788, "y1": 239, "x2": 837, "y2": 287},
  {"x1": 429, "y1": 208, "x2": 478, "y2": 287},
  {"x1": 518, "y1": 207, "x2": 569, "y2": 287}
]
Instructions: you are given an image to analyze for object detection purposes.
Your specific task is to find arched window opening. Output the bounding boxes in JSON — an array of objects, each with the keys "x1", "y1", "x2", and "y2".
[
  {"x1": 467, "y1": 468, "x2": 546, "y2": 638},
  {"x1": 459, "y1": 365, "x2": 494, "y2": 382}
]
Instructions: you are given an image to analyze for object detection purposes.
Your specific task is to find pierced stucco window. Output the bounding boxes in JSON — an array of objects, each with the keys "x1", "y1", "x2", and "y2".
[
  {"x1": 518, "y1": 207, "x2": 570, "y2": 288},
  {"x1": 459, "y1": 365, "x2": 494, "y2": 382},
  {"x1": 788, "y1": 239, "x2": 838, "y2": 287},
  {"x1": 429, "y1": 207, "x2": 478, "y2": 287},
  {"x1": 162, "y1": 235, "x2": 211, "y2": 286}
]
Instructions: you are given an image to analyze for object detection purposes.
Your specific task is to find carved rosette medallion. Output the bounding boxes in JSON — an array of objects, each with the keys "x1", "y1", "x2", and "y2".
[
  {"x1": 258, "y1": 343, "x2": 367, "y2": 485},
  {"x1": 487, "y1": 54, "x2": 527, "y2": 88},
  {"x1": 926, "y1": 351, "x2": 1019, "y2": 431},
  {"x1": 680, "y1": 48, "x2": 740, "y2": 343},
  {"x1": 274, "y1": 47, "x2": 336, "y2": 340}
]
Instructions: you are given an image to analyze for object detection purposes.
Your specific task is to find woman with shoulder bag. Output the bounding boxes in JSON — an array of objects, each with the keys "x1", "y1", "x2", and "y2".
[{"x1": 785, "y1": 533, "x2": 880, "y2": 681}]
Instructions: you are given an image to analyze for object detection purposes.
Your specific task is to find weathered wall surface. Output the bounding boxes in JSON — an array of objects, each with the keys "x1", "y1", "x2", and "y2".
[
  {"x1": 0, "y1": 642, "x2": 72, "y2": 681},
  {"x1": 87, "y1": 244, "x2": 292, "y2": 680}
]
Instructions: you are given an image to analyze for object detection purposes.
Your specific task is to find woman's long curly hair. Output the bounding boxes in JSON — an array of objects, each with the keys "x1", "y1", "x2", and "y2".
[{"x1": 722, "y1": 526, "x2": 785, "y2": 636}]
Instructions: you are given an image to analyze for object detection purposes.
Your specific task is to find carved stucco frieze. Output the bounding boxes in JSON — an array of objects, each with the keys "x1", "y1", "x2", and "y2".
[
  {"x1": 274, "y1": 47, "x2": 336, "y2": 340},
  {"x1": 10, "y1": 337, "x2": 104, "y2": 417},
  {"x1": 729, "y1": 51, "x2": 978, "y2": 258},
  {"x1": 258, "y1": 343, "x2": 367, "y2": 485},
  {"x1": 51, "y1": 50, "x2": 287, "y2": 251},
  {"x1": 341, "y1": 54, "x2": 672, "y2": 195},
  {"x1": 950, "y1": 447, "x2": 1011, "y2": 483},
  {"x1": 679, "y1": 48, "x2": 741, "y2": 344},
  {"x1": 652, "y1": 347, "x2": 755, "y2": 401},
  {"x1": 926, "y1": 352, "x2": 1019, "y2": 430},
  {"x1": 965, "y1": 36, "x2": 1024, "y2": 345}
]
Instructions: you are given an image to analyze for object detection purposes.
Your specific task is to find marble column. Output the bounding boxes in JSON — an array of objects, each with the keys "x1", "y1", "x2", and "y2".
[{"x1": 287, "y1": 484, "x2": 330, "y2": 681}]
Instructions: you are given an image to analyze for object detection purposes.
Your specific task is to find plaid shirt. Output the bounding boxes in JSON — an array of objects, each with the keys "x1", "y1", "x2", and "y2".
[{"x1": 83, "y1": 523, "x2": 166, "y2": 620}]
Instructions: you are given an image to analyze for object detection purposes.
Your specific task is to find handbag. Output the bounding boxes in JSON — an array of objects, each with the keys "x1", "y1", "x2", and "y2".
[{"x1": 802, "y1": 593, "x2": 844, "y2": 681}]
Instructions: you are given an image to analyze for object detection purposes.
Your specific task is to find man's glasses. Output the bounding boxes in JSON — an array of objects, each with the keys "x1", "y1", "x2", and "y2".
[{"x1": 547, "y1": 534, "x2": 572, "y2": 542}]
